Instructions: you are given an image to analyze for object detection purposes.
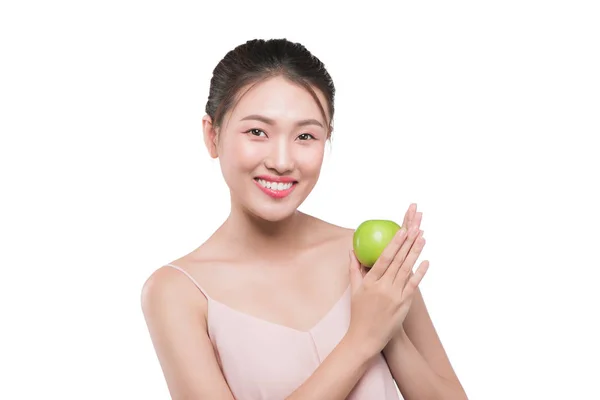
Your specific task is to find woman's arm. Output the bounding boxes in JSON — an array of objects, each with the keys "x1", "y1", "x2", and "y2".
[
  {"x1": 141, "y1": 267, "x2": 236, "y2": 400},
  {"x1": 383, "y1": 287, "x2": 468, "y2": 400},
  {"x1": 285, "y1": 332, "x2": 375, "y2": 400}
]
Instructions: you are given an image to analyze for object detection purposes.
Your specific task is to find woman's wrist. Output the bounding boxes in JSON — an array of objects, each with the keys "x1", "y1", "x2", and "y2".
[
  {"x1": 383, "y1": 327, "x2": 409, "y2": 354},
  {"x1": 341, "y1": 329, "x2": 380, "y2": 366}
]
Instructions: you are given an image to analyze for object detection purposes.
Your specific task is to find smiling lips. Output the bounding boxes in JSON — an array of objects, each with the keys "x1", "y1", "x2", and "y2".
[{"x1": 253, "y1": 176, "x2": 298, "y2": 199}]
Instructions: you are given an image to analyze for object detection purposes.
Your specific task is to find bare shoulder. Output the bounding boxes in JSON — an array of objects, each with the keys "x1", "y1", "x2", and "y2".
[
  {"x1": 302, "y1": 214, "x2": 356, "y2": 263},
  {"x1": 141, "y1": 263, "x2": 206, "y2": 313},
  {"x1": 140, "y1": 256, "x2": 235, "y2": 399},
  {"x1": 141, "y1": 238, "x2": 222, "y2": 307},
  {"x1": 306, "y1": 213, "x2": 355, "y2": 247},
  {"x1": 140, "y1": 261, "x2": 211, "y2": 351}
]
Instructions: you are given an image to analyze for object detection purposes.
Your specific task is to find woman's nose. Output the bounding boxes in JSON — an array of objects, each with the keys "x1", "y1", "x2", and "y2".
[{"x1": 264, "y1": 138, "x2": 295, "y2": 174}]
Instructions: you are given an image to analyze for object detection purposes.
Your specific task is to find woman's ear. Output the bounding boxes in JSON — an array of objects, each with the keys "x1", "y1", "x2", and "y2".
[{"x1": 202, "y1": 115, "x2": 219, "y2": 158}]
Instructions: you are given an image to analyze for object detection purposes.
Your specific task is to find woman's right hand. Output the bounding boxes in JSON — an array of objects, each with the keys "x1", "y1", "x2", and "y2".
[{"x1": 345, "y1": 224, "x2": 429, "y2": 358}]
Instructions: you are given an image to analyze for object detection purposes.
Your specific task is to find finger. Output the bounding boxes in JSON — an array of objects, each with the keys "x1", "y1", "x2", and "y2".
[
  {"x1": 353, "y1": 252, "x2": 368, "y2": 278},
  {"x1": 348, "y1": 250, "x2": 364, "y2": 294},
  {"x1": 364, "y1": 226, "x2": 408, "y2": 283},
  {"x1": 394, "y1": 231, "x2": 426, "y2": 287},
  {"x1": 402, "y1": 203, "x2": 416, "y2": 228},
  {"x1": 414, "y1": 211, "x2": 422, "y2": 229},
  {"x1": 401, "y1": 260, "x2": 430, "y2": 300},
  {"x1": 359, "y1": 264, "x2": 368, "y2": 278},
  {"x1": 408, "y1": 203, "x2": 418, "y2": 227},
  {"x1": 381, "y1": 225, "x2": 421, "y2": 283}
]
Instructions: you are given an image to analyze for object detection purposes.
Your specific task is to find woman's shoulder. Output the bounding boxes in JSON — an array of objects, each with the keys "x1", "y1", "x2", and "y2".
[
  {"x1": 141, "y1": 248, "x2": 217, "y2": 316},
  {"x1": 305, "y1": 213, "x2": 356, "y2": 245}
]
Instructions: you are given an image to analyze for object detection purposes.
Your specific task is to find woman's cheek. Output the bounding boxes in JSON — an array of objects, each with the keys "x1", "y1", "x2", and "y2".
[
  {"x1": 238, "y1": 141, "x2": 265, "y2": 167},
  {"x1": 297, "y1": 145, "x2": 325, "y2": 173},
  {"x1": 224, "y1": 137, "x2": 261, "y2": 167}
]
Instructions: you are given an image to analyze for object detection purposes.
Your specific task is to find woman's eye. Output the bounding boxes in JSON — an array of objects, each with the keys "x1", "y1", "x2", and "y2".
[
  {"x1": 246, "y1": 128, "x2": 266, "y2": 137},
  {"x1": 298, "y1": 133, "x2": 315, "y2": 141}
]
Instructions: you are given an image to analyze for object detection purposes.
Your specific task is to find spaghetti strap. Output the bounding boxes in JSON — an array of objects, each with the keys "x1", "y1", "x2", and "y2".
[{"x1": 164, "y1": 263, "x2": 212, "y2": 301}]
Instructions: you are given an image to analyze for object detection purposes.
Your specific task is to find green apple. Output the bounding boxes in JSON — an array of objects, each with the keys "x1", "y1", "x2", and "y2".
[{"x1": 353, "y1": 219, "x2": 402, "y2": 268}]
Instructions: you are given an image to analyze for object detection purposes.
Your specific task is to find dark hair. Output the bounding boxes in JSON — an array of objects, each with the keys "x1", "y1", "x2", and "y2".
[{"x1": 205, "y1": 38, "x2": 335, "y2": 137}]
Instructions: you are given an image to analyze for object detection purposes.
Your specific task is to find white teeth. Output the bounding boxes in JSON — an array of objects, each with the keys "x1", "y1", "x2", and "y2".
[{"x1": 257, "y1": 179, "x2": 294, "y2": 191}]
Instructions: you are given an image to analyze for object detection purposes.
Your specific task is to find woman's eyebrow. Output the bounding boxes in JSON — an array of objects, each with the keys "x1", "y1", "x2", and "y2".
[{"x1": 240, "y1": 114, "x2": 324, "y2": 128}]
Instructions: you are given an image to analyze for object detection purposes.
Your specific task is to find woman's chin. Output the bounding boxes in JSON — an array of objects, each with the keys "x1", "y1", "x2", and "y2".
[
  {"x1": 232, "y1": 185, "x2": 310, "y2": 223},
  {"x1": 238, "y1": 197, "x2": 303, "y2": 223},
  {"x1": 250, "y1": 205, "x2": 298, "y2": 223}
]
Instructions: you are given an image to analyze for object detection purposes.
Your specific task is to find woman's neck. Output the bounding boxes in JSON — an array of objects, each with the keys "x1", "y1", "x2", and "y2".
[{"x1": 216, "y1": 206, "x2": 312, "y2": 259}]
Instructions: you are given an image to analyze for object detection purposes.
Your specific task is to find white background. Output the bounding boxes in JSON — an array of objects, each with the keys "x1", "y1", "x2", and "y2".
[{"x1": 1, "y1": 0, "x2": 599, "y2": 399}]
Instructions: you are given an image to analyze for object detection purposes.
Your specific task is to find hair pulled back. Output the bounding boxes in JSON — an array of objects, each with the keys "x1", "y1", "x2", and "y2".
[{"x1": 205, "y1": 38, "x2": 335, "y2": 136}]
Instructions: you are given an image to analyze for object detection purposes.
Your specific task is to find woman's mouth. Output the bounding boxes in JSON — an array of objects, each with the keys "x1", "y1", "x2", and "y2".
[{"x1": 253, "y1": 178, "x2": 298, "y2": 199}]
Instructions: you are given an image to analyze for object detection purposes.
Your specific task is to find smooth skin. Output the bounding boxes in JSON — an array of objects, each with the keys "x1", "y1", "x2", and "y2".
[{"x1": 141, "y1": 76, "x2": 467, "y2": 399}]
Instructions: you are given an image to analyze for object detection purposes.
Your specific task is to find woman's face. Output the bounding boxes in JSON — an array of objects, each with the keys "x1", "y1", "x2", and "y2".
[{"x1": 204, "y1": 76, "x2": 330, "y2": 222}]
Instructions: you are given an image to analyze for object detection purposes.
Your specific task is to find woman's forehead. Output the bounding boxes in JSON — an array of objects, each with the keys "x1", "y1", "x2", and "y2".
[{"x1": 229, "y1": 77, "x2": 329, "y2": 123}]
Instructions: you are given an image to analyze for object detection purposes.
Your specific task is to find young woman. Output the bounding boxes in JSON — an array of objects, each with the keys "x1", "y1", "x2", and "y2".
[{"x1": 141, "y1": 38, "x2": 467, "y2": 400}]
